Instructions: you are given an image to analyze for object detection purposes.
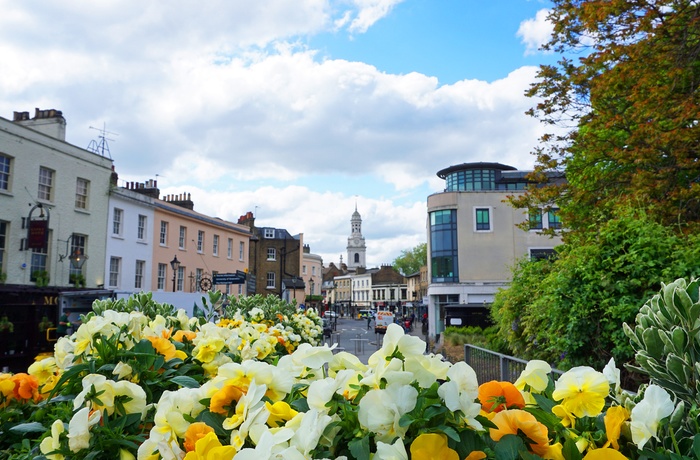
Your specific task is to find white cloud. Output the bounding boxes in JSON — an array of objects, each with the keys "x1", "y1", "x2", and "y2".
[
  {"x1": 0, "y1": 1, "x2": 545, "y2": 267},
  {"x1": 517, "y1": 9, "x2": 553, "y2": 55}
]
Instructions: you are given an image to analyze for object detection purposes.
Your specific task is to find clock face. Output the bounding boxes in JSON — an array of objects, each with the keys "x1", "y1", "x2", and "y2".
[{"x1": 354, "y1": 238, "x2": 359, "y2": 244}]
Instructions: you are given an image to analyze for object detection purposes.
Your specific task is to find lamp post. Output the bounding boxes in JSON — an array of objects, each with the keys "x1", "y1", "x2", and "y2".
[{"x1": 170, "y1": 255, "x2": 180, "y2": 292}]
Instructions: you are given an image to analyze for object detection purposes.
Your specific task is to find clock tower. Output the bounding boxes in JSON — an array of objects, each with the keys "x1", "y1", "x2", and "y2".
[{"x1": 347, "y1": 205, "x2": 366, "y2": 270}]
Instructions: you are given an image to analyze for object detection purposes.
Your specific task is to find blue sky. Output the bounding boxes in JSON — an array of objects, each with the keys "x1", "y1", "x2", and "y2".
[
  {"x1": 0, "y1": 0, "x2": 555, "y2": 268},
  {"x1": 311, "y1": 0, "x2": 554, "y2": 84}
]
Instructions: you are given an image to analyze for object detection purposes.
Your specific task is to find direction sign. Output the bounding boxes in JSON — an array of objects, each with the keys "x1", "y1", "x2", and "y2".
[{"x1": 213, "y1": 272, "x2": 246, "y2": 285}]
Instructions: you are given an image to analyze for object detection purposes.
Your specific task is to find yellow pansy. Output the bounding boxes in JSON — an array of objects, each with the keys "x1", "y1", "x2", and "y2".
[
  {"x1": 583, "y1": 448, "x2": 628, "y2": 460},
  {"x1": 265, "y1": 400, "x2": 298, "y2": 427},
  {"x1": 552, "y1": 366, "x2": 609, "y2": 418},
  {"x1": 183, "y1": 432, "x2": 236, "y2": 460},
  {"x1": 604, "y1": 405, "x2": 630, "y2": 449},
  {"x1": 410, "y1": 433, "x2": 459, "y2": 460}
]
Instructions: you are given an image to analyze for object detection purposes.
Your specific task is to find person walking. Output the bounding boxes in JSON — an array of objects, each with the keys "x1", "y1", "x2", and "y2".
[
  {"x1": 57, "y1": 309, "x2": 71, "y2": 336},
  {"x1": 367, "y1": 314, "x2": 372, "y2": 329}
]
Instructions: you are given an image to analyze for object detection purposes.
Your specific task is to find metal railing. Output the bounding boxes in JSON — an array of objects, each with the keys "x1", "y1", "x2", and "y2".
[{"x1": 464, "y1": 344, "x2": 563, "y2": 383}]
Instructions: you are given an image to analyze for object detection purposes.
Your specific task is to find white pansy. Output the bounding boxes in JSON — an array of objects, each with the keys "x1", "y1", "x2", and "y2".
[
  {"x1": 603, "y1": 357, "x2": 621, "y2": 395},
  {"x1": 67, "y1": 406, "x2": 101, "y2": 452},
  {"x1": 631, "y1": 384, "x2": 675, "y2": 449},
  {"x1": 368, "y1": 324, "x2": 426, "y2": 367},
  {"x1": 358, "y1": 383, "x2": 418, "y2": 443},
  {"x1": 113, "y1": 361, "x2": 133, "y2": 380},
  {"x1": 375, "y1": 437, "x2": 409, "y2": 460},
  {"x1": 437, "y1": 361, "x2": 482, "y2": 429},
  {"x1": 307, "y1": 377, "x2": 338, "y2": 412},
  {"x1": 288, "y1": 409, "x2": 334, "y2": 456},
  {"x1": 404, "y1": 353, "x2": 451, "y2": 388},
  {"x1": 39, "y1": 419, "x2": 65, "y2": 460},
  {"x1": 514, "y1": 360, "x2": 551, "y2": 393}
]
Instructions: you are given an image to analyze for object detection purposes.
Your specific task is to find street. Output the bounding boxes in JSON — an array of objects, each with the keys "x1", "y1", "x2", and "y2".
[{"x1": 323, "y1": 315, "x2": 428, "y2": 364}]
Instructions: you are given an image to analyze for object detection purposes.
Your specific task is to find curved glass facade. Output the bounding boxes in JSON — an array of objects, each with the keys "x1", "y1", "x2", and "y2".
[
  {"x1": 430, "y1": 209, "x2": 458, "y2": 283},
  {"x1": 444, "y1": 168, "x2": 527, "y2": 191}
]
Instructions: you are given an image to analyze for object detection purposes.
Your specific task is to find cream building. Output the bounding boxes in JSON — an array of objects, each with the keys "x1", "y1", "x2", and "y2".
[{"x1": 426, "y1": 162, "x2": 563, "y2": 337}]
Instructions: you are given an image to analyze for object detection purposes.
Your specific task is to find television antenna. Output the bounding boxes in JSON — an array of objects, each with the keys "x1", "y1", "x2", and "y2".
[{"x1": 87, "y1": 123, "x2": 118, "y2": 159}]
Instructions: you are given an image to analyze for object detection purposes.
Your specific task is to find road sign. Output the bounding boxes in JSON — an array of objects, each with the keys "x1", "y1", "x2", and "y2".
[{"x1": 213, "y1": 272, "x2": 246, "y2": 285}]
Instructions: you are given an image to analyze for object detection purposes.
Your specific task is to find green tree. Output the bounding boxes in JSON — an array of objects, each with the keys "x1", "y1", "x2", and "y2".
[
  {"x1": 513, "y1": 0, "x2": 700, "y2": 234},
  {"x1": 392, "y1": 243, "x2": 427, "y2": 276},
  {"x1": 492, "y1": 209, "x2": 700, "y2": 378}
]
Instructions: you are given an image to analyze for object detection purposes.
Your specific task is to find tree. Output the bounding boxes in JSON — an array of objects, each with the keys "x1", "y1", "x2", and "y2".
[
  {"x1": 392, "y1": 243, "x2": 427, "y2": 276},
  {"x1": 513, "y1": 0, "x2": 700, "y2": 234},
  {"x1": 491, "y1": 208, "x2": 700, "y2": 379}
]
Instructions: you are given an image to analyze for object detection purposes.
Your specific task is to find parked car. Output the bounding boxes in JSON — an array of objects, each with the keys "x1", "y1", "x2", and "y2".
[{"x1": 323, "y1": 311, "x2": 338, "y2": 318}]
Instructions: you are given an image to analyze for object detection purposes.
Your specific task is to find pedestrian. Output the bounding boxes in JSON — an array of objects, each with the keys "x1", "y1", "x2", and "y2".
[
  {"x1": 367, "y1": 314, "x2": 371, "y2": 329},
  {"x1": 57, "y1": 309, "x2": 71, "y2": 336}
]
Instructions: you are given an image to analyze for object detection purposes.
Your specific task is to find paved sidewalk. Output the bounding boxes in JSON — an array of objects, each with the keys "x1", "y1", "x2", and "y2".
[{"x1": 329, "y1": 322, "x2": 431, "y2": 364}]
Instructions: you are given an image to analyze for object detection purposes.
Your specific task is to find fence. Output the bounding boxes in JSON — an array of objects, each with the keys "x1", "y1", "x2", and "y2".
[{"x1": 463, "y1": 344, "x2": 563, "y2": 383}]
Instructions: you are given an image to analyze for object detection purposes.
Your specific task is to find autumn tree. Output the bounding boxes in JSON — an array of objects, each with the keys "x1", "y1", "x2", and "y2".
[
  {"x1": 514, "y1": 0, "x2": 700, "y2": 234},
  {"x1": 392, "y1": 243, "x2": 427, "y2": 276}
]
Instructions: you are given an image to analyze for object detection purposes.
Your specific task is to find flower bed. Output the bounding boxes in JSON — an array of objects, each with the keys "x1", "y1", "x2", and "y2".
[{"x1": 1, "y1": 282, "x2": 699, "y2": 459}]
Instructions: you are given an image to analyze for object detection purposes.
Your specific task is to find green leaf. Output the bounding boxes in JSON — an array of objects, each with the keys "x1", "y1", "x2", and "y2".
[
  {"x1": 9, "y1": 422, "x2": 48, "y2": 434},
  {"x1": 348, "y1": 435, "x2": 371, "y2": 460},
  {"x1": 493, "y1": 434, "x2": 524, "y2": 460},
  {"x1": 562, "y1": 436, "x2": 582, "y2": 460},
  {"x1": 170, "y1": 376, "x2": 201, "y2": 388}
]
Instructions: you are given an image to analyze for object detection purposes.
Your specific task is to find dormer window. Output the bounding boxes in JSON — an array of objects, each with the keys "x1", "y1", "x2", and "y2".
[{"x1": 264, "y1": 228, "x2": 275, "y2": 239}]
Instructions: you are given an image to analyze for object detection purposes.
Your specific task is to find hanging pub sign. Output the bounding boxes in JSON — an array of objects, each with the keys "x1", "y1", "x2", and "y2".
[{"x1": 26, "y1": 204, "x2": 50, "y2": 250}]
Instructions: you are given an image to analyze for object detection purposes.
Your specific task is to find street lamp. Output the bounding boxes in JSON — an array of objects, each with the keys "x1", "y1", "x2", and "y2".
[{"x1": 170, "y1": 255, "x2": 180, "y2": 292}]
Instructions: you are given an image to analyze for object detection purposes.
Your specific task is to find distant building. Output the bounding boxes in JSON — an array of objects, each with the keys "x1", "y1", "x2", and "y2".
[
  {"x1": 238, "y1": 211, "x2": 305, "y2": 305},
  {"x1": 301, "y1": 244, "x2": 323, "y2": 310},
  {"x1": 426, "y1": 162, "x2": 563, "y2": 338},
  {"x1": 346, "y1": 205, "x2": 366, "y2": 270}
]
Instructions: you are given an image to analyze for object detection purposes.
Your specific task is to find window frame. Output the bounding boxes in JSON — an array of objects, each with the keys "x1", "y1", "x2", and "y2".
[
  {"x1": 109, "y1": 256, "x2": 121, "y2": 288},
  {"x1": 267, "y1": 247, "x2": 276, "y2": 261},
  {"x1": 197, "y1": 230, "x2": 205, "y2": 253},
  {"x1": 75, "y1": 178, "x2": 89, "y2": 210},
  {"x1": 264, "y1": 228, "x2": 274, "y2": 239},
  {"x1": 266, "y1": 271, "x2": 275, "y2": 289},
  {"x1": 239, "y1": 241, "x2": 244, "y2": 261},
  {"x1": 0, "y1": 154, "x2": 11, "y2": 192},
  {"x1": 38, "y1": 167, "x2": 54, "y2": 201},
  {"x1": 160, "y1": 221, "x2": 168, "y2": 246},
  {"x1": 474, "y1": 207, "x2": 492, "y2": 232},
  {"x1": 213, "y1": 234, "x2": 219, "y2": 256},
  {"x1": 112, "y1": 208, "x2": 123, "y2": 236},
  {"x1": 179, "y1": 226, "x2": 187, "y2": 249},
  {"x1": 137, "y1": 215, "x2": 147, "y2": 241},
  {"x1": 157, "y1": 263, "x2": 166, "y2": 290},
  {"x1": 134, "y1": 260, "x2": 145, "y2": 289}
]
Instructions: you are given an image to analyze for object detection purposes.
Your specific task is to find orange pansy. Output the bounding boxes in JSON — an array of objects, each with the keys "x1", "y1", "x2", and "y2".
[
  {"x1": 173, "y1": 330, "x2": 197, "y2": 342},
  {"x1": 478, "y1": 380, "x2": 525, "y2": 413},
  {"x1": 490, "y1": 409, "x2": 550, "y2": 456},
  {"x1": 184, "y1": 422, "x2": 215, "y2": 452},
  {"x1": 210, "y1": 384, "x2": 244, "y2": 415}
]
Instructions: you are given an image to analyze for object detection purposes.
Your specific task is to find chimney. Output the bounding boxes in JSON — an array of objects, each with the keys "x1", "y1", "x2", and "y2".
[
  {"x1": 237, "y1": 211, "x2": 256, "y2": 229},
  {"x1": 12, "y1": 108, "x2": 67, "y2": 140},
  {"x1": 125, "y1": 179, "x2": 160, "y2": 199},
  {"x1": 165, "y1": 192, "x2": 195, "y2": 210}
]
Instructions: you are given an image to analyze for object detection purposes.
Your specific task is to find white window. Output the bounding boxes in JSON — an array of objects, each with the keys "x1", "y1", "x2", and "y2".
[
  {"x1": 474, "y1": 207, "x2": 492, "y2": 232},
  {"x1": 239, "y1": 241, "x2": 244, "y2": 261},
  {"x1": 68, "y1": 234, "x2": 86, "y2": 279},
  {"x1": 302, "y1": 265, "x2": 307, "y2": 275},
  {"x1": 30, "y1": 247, "x2": 48, "y2": 280},
  {"x1": 0, "y1": 221, "x2": 6, "y2": 273},
  {"x1": 75, "y1": 178, "x2": 89, "y2": 209},
  {"x1": 157, "y1": 263, "x2": 166, "y2": 290},
  {"x1": 266, "y1": 272, "x2": 275, "y2": 289},
  {"x1": 160, "y1": 221, "x2": 168, "y2": 245},
  {"x1": 179, "y1": 226, "x2": 186, "y2": 249},
  {"x1": 177, "y1": 266, "x2": 185, "y2": 291},
  {"x1": 197, "y1": 230, "x2": 205, "y2": 252},
  {"x1": 228, "y1": 238, "x2": 233, "y2": 259},
  {"x1": 0, "y1": 154, "x2": 11, "y2": 191},
  {"x1": 264, "y1": 228, "x2": 274, "y2": 238},
  {"x1": 137, "y1": 215, "x2": 147, "y2": 241},
  {"x1": 38, "y1": 167, "x2": 54, "y2": 201},
  {"x1": 312, "y1": 266, "x2": 316, "y2": 276},
  {"x1": 112, "y1": 209, "x2": 123, "y2": 236},
  {"x1": 213, "y1": 235, "x2": 219, "y2": 256},
  {"x1": 109, "y1": 257, "x2": 121, "y2": 288},
  {"x1": 196, "y1": 268, "x2": 203, "y2": 292},
  {"x1": 135, "y1": 260, "x2": 145, "y2": 289},
  {"x1": 267, "y1": 247, "x2": 276, "y2": 260}
]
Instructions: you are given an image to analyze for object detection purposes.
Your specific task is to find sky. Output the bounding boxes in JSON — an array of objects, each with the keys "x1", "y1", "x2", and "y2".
[{"x1": 0, "y1": 0, "x2": 557, "y2": 269}]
